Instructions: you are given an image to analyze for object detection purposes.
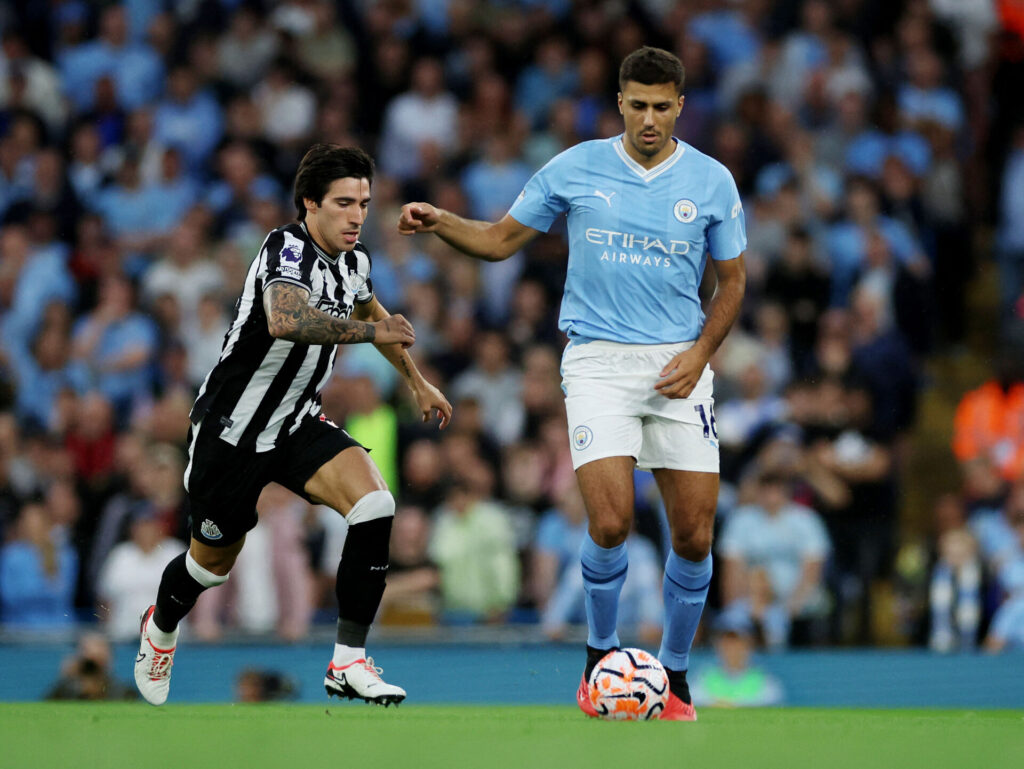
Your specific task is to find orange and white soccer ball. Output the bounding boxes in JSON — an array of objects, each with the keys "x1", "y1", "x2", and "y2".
[{"x1": 588, "y1": 648, "x2": 669, "y2": 721}]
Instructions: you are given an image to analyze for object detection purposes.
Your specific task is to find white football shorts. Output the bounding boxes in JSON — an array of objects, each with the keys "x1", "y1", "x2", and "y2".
[{"x1": 561, "y1": 339, "x2": 719, "y2": 473}]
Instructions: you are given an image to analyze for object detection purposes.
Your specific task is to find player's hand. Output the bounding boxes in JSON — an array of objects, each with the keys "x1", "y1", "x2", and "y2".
[
  {"x1": 413, "y1": 380, "x2": 453, "y2": 429},
  {"x1": 398, "y1": 203, "x2": 441, "y2": 234},
  {"x1": 655, "y1": 346, "x2": 708, "y2": 399},
  {"x1": 372, "y1": 314, "x2": 415, "y2": 348}
]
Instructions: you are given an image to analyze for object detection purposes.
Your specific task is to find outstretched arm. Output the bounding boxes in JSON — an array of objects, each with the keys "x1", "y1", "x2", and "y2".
[
  {"x1": 263, "y1": 282, "x2": 415, "y2": 347},
  {"x1": 655, "y1": 253, "x2": 746, "y2": 399},
  {"x1": 398, "y1": 204, "x2": 539, "y2": 262},
  {"x1": 354, "y1": 296, "x2": 452, "y2": 428}
]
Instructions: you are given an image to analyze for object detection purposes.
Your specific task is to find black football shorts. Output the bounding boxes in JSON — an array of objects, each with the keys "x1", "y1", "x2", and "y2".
[{"x1": 184, "y1": 414, "x2": 364, "y2": 546}]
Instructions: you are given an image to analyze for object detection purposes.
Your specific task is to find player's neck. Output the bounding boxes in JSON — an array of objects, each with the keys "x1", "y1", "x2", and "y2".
[
  {"x1": 620, "y1": 135, "x2": 677, "y2": 170},
  {"x1": 302, "y1": 218, "x2": 339, "y2": 257}
]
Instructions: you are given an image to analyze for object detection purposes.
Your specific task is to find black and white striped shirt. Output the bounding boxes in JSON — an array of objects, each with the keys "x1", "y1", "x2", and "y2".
[{"x1": 190, "y1": 221, "x2": 373, "y2": 452}]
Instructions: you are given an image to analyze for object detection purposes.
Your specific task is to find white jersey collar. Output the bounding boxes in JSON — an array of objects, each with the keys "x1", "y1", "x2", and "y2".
[{"x1": 614, "y1": 135, "x2": 685, "y2": 183}]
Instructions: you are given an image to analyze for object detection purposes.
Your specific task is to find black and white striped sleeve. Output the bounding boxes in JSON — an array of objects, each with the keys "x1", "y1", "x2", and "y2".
[
  {"x1": 354, "y1": 246, "x2": 374, "y2": 304},
  {"x1": 264, "y1": 228, "x2": 316, "y2": 292}
]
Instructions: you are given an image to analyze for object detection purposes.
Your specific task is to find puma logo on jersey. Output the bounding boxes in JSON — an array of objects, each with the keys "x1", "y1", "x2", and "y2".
[{"x1": 594, "y1": 189, "x2": 616, "y2": 207}]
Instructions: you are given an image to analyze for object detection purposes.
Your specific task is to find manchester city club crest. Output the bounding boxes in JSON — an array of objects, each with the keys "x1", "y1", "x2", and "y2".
[
  {"x1": 673, "y1": 198, "x2": 698, "y2": 223},
  {"x1": 572, "y1": 425, "x2": 594, "y2": 450}
]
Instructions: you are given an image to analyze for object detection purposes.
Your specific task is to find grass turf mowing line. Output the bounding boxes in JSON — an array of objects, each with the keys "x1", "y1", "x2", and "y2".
[{"x1": 1, "y1": 704, "x2": 1021, "y2": 769}]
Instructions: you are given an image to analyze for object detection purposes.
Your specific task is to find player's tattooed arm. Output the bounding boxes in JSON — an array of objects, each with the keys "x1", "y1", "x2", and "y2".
[{"x1": 264, "y1": 282, "x2": 415, "y2": 346}]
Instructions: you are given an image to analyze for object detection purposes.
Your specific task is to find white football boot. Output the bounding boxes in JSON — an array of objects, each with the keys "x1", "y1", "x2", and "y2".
[
  {"x1": 134, "y1": 605, "x2": 178, "y2": 706},
  {"x1": 324, "y1": 657, "x2": 406, "y2": 706}
]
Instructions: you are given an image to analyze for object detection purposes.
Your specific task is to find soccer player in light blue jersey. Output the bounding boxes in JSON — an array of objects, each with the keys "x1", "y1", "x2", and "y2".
[{"x1": 399, "y1": 47, "x2": 746, "y2": 721}]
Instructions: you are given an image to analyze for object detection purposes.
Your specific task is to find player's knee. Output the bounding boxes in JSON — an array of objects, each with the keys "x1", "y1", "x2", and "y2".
[
  {"x1": 186, "y1": 551, "x2": 232, "y2": 584},
  {"x1": 671, "y1": 528, "x2": 713, "y2": 562},
  {"x1": 589, "y1": 515, "x2": 631, "y2": 548},
  {"x1": 346, "y1": 489, "x2": 395, "y2": 525}
]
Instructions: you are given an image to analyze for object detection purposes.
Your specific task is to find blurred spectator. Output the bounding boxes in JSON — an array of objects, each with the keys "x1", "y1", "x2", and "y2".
[
  {"x1": 826, "y1": 176, "x2": 929, "y2": 308},
  {"x1": 848, "y1": 285, "x2": 919, "y2": 439},
  {"x1": 451, "y1": 330, "x2": 524, "y2": 447},
  {"x1": 461, "y1": 132, "x2": 532, "y2": 223},
  {"x1": 0, "y1": 30, "x2": 66, "y2": 132},
  {"x1": 58, "y1": 4, "x2": 163, "y2": 113},
  {"x1": 70, "y1": 274, "x2": 158, "y2": 415},
  {"x1": 429, "y1": 479, "x2": 519, "y2": 621},
  {"x1": 216, "y1": 6, "x2": 279, "y2": 91},
  {"x1": 96, "y1": 508, "x2": 186, "y2": 640},
  {"x1": 341, "y1": 373, "x2": 399, "y2": 492},
  {"x1": 183, "y1": 294, "x2": 230, "y2": 389},
  {"x1": 998, "y1": 124, "x2": 1024, "y2": 323},
  {"x1": 929, "y1": 525, "x2": 983, "y2": 652},
  {"x1": 152, "y1": 64, "x2": 223, "y2": 175},
  {"x1": 514, "y1": 36, "x2": 578, "y2": 131},
  {"x1": 379, "y1": 57, "x2": 457, "y2": 182},
  {"x1": 400, "y1": 438, "x2": 447, "y2": 511},
  {"x1": 1, "y1": 312, "x2": 89, "y2": 431},
  {"x1": 253, "y1": 58, "x2": 316, "y2": 151},
  {"x1": 45, "y1": 632, "x2": 135, "y2": 700},
  {"x1": 690, "y1": 609, "x2": 784, "y2": 707},
  {"x1": 0, "y1": 501, "x2": 77, "y2": 629},
  {"x1": 141, "y1": 218, "x2": 224, "y2": 326},
  {"x1": 952, "y1": 341, "x2": 1024, "y2": 483},
  {"x1": 984, "y1": 493, "x2": 1024, "y2": 652},
  {"x1": 292, "y1": 1, "x2": 357, "y2": 83},
  {"x1": 969, "y1": 479, "x2": 1023, "y2": 585},
  {"x1": 235, "y1": 668, "x2": 298, "y2": 702},
  {"x1": 1, "y1": 223, "x2": 77, "y2": 357},
  {"x1": 91, "y1": 154, "x2": 168, "y2": 262},
  {"x1": 719, "y1": 471, "x2": 831, "y2": 648}
]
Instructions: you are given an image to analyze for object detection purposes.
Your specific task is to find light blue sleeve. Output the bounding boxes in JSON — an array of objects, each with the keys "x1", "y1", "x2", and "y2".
[
  {"x1": 507, "y1": 152, "x2": 571, "y2": 232},
  {"x1": 707, "y1": 166, "x2": 746, "y2": 261}
]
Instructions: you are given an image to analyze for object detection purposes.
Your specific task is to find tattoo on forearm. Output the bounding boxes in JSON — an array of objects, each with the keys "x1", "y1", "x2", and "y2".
[
  {"x1": 399, "y1": 357, "x2": 413, "y2": 379},
  {"x1": 266, "y1": 283, "x2": 375, "y2": 345}
]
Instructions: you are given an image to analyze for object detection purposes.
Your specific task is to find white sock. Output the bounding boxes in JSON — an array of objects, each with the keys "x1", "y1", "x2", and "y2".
[
  {"x1": 332, "y1": 644, "x2": 365, "y2": 667},
  {"x1": 147, "y1": 616, "x2": 178, "y2": 648}
]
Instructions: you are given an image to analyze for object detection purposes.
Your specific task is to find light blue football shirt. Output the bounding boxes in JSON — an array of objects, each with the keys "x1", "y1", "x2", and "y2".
[{"x1": 508, "y1": 135, "x2": 746, "y2": 344}]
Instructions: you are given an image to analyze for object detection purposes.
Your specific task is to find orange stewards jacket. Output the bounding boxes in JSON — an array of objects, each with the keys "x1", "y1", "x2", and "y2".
[{"x1": 953, "y1": 380, "x2": 1024, "y2": 482}]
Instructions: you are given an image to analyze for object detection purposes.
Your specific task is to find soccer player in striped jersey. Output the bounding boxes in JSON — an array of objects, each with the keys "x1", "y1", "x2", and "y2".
[
  {"x1": 399, "y1": 47, "x2": 746, "y2": 721},
  {"x1": 134, "y1": 144, "x2": 452, "y2": 706}
]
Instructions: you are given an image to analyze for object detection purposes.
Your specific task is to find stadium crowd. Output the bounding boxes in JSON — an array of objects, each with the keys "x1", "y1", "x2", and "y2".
[{"x1": 1, "y1": 0, "x2": 1024, "y2": 653}]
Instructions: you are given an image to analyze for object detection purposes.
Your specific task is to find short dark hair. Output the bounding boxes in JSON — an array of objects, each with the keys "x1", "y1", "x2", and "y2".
[
  {"x1": 619, "y1": 46, "x2": 685, "y2": 95},
  {"x1": 293, "y1": 144, "x2": 375, "y2": 220}
]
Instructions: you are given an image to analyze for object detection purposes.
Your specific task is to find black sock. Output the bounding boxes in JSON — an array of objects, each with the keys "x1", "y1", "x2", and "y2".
[
  {"x1": 665, "y1": 667, "x2": 691, "y2": 704},
  {"x1": 584, "y1": 644, "x2": 618, "y2": 682},
  {"x1": 153, "y1": 553, "x2": 209, "y2": 633},
  {"x1": 336, "y1": 516, "x2": 393, "y2": 629}
]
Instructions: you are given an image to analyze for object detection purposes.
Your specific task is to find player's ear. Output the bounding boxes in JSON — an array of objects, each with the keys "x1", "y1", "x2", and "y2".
[
  {"x1": 303, "y1": 197, "x2": 318, "y2": 215},
  {"x1": 617, "y1": 92, "x2": 623, "y2": 114}
]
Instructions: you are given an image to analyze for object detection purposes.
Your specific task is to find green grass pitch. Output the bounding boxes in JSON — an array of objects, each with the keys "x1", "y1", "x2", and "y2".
[{"x1": 2, "y1": 704, "x2": 1021, "y2": 769}]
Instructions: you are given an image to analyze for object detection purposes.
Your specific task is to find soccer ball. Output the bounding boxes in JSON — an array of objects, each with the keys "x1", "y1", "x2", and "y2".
[{"x1": 588, "y1": 648, "x2": 669, "y2": 720}]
